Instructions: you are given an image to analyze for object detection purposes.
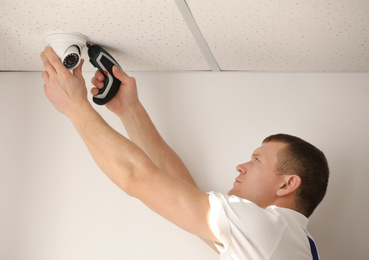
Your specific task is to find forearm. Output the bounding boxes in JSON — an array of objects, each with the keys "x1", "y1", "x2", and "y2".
[
  {"x1": 68, "y1": 102, "x2": 152, "y2": 193},
  {"x1": 120, "y1": 102, "x2": 197, "y2": 187}
]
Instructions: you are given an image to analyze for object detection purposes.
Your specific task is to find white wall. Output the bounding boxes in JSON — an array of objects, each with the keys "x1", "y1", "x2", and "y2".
[{"x1": 0, "y1": 71, "x2": 368, "y2": 260}]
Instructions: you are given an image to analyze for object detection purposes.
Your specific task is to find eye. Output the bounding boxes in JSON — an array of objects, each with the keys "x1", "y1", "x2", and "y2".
[{"x1": 251, "y1": 153, "x2": 261, "y2": 163}]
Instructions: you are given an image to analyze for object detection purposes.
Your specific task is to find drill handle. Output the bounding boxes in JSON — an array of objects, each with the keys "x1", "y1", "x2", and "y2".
[{"x1": 88, "y1": 44, "x2": 122, "y2": 105}]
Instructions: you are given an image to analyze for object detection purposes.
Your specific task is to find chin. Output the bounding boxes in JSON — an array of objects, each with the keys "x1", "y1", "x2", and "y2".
[{"x1": 227, "y1": 189, "x2": 235, "y2": 196}]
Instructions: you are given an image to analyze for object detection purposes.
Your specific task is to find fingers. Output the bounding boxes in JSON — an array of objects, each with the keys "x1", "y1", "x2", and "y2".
[
  {"x1": 94, "y1": 70, "x2": 105, "y2": 81},
  {"x1": 91, "y1": 76, "x2": 104, "y2": 89},
  {"x1": 44, "y1": 46, "x2": 69, "y2": 75},
  {"x1": 92, "y1": 67, "x2": 133, "y2": 88},
  {"x1": 91, "y1": 66, "x2": 136, "y2": 97},
  {"x1": 41, "y1": 71, "x2": 49, "y2": 83},
  {"x1": 90, "y1": 87, "x2": 100, "y2": 96},
  {"x1": 40, "y1": 51, "x2": 56, "y2": 75},
  {"x1": 91, "y1": 69, "x2": 104, "y2": 95}
]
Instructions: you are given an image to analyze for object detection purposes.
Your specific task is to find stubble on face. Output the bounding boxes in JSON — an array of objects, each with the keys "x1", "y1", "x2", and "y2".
[{"x1": 227, "y1": 142, "x2": 287, "y2": 207}]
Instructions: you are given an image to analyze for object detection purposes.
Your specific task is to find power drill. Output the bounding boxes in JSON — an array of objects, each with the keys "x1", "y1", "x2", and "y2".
[{"x1": 87, "y1": 43, "x2": 122, "y2": 105}]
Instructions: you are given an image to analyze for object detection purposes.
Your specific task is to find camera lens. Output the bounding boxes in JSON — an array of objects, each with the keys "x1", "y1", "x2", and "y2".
[{"x1": 63, "y1": 53, "x2": 79, "y2": 69}]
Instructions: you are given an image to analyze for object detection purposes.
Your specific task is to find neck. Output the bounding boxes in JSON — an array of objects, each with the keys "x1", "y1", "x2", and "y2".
[{"x1": 271, "y1": 197, "x2": 301, "y2": 214}]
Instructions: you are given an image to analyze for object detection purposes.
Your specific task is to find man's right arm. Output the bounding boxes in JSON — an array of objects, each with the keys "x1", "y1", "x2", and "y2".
[
  {"x1": 91, "y1": 69, "x2": 218, "y2": 252},
  {"x1": 121, "y1": 102, "x2": 197, "y2": 186},
  {"x1": 92, "y1": 68, "x2": 196, "y2": 186}
]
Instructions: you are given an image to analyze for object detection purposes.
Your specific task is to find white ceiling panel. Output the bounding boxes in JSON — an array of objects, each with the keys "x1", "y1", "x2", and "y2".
[
  {"x1": 0, "y1": 0, "x2": 210, "y2": 71},
  {"x1": 1, "y1": 0, "x2": 369, "y2": 72},
  {"x1": 187, "y1": 0, "x2": 369, "y2": 71}
]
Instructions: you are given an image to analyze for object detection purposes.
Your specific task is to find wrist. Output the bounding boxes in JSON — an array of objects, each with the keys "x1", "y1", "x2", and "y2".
[
  {"x1": 120, "y1": 100, "x2": 143, "y2": 121},
  {"x1": 67, "y1": 100, "x2": 95, "y2": 122}
]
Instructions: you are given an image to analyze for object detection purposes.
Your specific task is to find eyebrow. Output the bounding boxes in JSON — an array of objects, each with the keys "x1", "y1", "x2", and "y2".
[{"x1": 252, "y1": 153, "x2": 262, "y2": 158}]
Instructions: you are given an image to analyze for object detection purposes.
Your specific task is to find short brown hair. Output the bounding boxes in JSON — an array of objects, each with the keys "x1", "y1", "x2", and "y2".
[{"x1": 263, "y1": 134, "x2": 329, "y2": 217}]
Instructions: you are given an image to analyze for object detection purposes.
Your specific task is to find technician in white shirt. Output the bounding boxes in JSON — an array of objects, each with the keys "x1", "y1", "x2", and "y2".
[{"x1": 41, "y1": 46, "x2": 329, "y2": 260}]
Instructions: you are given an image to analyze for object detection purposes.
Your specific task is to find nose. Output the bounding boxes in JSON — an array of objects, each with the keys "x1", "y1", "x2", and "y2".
[{"x1": 236, "y1": 162, "x2": 248, "y2": 175}]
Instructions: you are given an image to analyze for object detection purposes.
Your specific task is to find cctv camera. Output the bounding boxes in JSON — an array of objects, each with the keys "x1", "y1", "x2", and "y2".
[
  {"x1": 62, "y1": 45, "x2": 81, "y2": 69},
  {"x1": 44, "y1": 31, "x2": 87, "y2": 70}
]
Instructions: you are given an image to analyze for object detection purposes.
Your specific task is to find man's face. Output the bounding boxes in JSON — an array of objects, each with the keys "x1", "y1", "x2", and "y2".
[{"x1": 228, "y1": 141, "x2": 287, "y2": 208}]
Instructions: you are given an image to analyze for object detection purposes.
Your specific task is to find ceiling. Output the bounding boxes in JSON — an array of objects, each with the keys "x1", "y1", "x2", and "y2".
[{"x1": 1, "y1": 0, "x2": 369, "y2": 72}]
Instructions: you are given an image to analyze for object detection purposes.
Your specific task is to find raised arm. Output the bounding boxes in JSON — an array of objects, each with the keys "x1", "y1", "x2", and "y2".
[
  {"x1": 91, "y1": 67, "x2": 219, "y2": 252},
  {"x1": 91, "y1": 68, "x2": 197, "y2": 187},
  {"x1": 40, "y1": 46, "x2": 220, "y2": 248}
]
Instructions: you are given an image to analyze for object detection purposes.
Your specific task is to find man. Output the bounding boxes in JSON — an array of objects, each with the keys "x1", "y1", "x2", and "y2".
[{"x1": 41, "y1": 46, "x2": 329, "y2": 259}]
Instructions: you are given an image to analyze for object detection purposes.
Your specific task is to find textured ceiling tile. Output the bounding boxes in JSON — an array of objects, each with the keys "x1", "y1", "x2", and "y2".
[
  {"x1": 0, "y1": 0, "x2": 210, "y2": 71},
  {"x1": 187, "y1": 0, "x2": 369, "y2": 71}
]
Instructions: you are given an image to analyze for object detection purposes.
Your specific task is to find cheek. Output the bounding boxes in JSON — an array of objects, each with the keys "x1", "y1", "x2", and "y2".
[{"x1": 251, "y1": 168, "x2": 276, "y2": 191}]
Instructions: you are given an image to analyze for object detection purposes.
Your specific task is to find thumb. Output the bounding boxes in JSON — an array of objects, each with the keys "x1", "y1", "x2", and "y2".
[
  {"x1": 73, "y1": 59, "x2": 84, "y2": 80},
  {"x1": 112, "y1": 65, "x2": 130, "y2": 82}
]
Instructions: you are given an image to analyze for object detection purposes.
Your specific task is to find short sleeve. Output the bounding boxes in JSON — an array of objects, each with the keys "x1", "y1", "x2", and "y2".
[
  {"x1": 208, "y1": 191, "x2": 231, "y2": 252},
  {"x1": 207, "y1": 192, "x2": 311, "y2": 259}
]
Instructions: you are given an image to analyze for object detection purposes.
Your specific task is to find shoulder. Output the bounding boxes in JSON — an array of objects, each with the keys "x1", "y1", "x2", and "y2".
[{"x1": 209, "y1": 192, "x2": 282, "y2": 221}]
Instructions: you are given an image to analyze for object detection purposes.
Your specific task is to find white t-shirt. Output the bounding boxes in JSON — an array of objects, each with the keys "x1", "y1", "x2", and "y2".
[{"x1": 208, "y1": 191, "x2": 319, "y2": 260}]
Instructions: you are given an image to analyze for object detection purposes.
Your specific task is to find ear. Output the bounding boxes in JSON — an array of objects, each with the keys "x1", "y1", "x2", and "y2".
[{"x1": 276, "y1": 175, "x2": 301, "y2": 197}]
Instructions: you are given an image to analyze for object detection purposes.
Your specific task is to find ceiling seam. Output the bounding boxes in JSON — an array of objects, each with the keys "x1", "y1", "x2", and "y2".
[{"x1": 173, "y1": 0, "x2": 220, "y2": 71}]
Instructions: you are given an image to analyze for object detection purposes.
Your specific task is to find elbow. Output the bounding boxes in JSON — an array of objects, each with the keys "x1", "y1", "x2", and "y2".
[{"x1": 115, "y1": 159, "x2": 158, "y2": 198}]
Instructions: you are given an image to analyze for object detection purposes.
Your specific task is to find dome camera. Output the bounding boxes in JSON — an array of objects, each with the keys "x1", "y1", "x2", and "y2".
[
  {"x1": 62, "y1": 45, "x2": 81, "y2": 69},
  {"x1": 44, "y1": 31, "x2": 87, "y2": 70}
]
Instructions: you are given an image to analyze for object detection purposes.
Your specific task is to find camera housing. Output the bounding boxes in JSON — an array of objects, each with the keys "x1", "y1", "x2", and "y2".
[
  {"x1": 62, "y1": 45, "x2": 81, "y2": 69},
  {"x1": 44, "y1": 31, "x2": 87, "y2": 70}
]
